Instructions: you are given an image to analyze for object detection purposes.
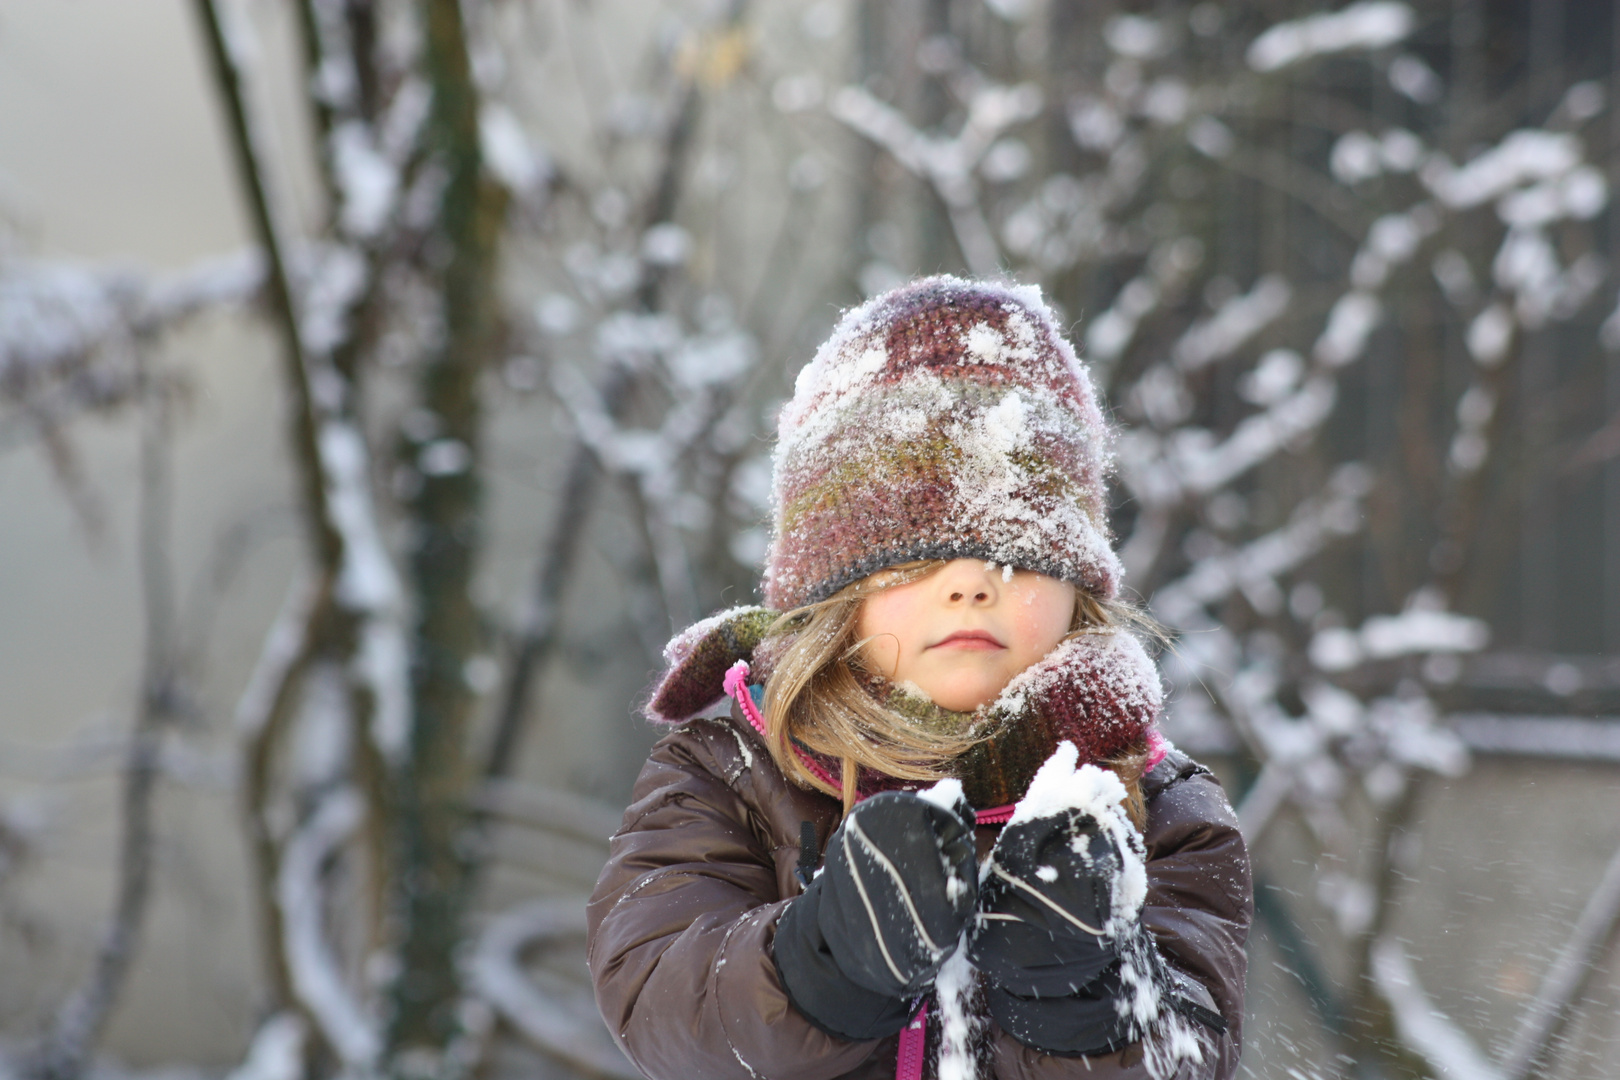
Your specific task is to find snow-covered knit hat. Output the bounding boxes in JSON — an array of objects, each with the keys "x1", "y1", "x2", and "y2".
[{"x1": 763, "y1": 275, "x2": 1120, "y2": 612}]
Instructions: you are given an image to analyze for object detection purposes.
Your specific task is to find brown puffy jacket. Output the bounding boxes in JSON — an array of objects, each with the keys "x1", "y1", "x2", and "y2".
[{"x1": 588, "y1": 707, "x2": 1252, "y2": 1080}]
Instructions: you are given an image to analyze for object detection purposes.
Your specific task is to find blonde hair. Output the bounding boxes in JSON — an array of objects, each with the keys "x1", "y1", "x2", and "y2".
[{"x1": 760, "y1": 560, "x2": 1154, "y2": 824}]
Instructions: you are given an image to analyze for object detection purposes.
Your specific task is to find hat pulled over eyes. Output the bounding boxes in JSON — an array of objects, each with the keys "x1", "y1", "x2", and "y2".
[{"x1": 762, "y1": 275, "x2": 1122, "y2": 612}]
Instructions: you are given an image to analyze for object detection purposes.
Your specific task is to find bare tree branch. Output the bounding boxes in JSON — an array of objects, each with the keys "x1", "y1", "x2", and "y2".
[
  {"x1": 235, "y1": 576, "x2": 330, "y2": 1013},
  {"x1": 190, "y1": 0, "x2": 340, "y2": 571},
  {"x1": 28, "y1": 361, "x2": 184, "y2": 1080},
  {"x1": 1497, "y1": 836, "x2": 1620, "y2": 1080}
]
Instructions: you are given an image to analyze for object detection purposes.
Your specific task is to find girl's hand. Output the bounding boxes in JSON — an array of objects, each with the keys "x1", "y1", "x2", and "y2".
[
  {"x1": 774, "y1": 791, "x2": 978, "y2": 1038},
  {"x1": 968, "y1": 808, "x2": 1134, "y2": 1056},
  {"x1": 969, "y1": 807, "x2": 1121, "y2": 994}
]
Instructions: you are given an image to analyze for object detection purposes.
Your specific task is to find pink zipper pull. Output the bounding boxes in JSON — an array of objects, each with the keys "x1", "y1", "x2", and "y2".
[{"x1": 895, "y1": 1003, "x2": 927, "y2": 1080}]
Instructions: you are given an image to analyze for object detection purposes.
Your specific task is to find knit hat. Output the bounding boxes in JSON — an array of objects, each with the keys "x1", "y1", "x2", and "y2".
[{"x1": 763, "y1": 275, "x2": 1120, "y2": 612}]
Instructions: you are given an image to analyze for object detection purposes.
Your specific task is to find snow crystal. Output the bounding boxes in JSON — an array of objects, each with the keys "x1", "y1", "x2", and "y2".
[
  {"x1": 1238, "y1": 349, "x2": 1304, "y2": 406},
  {"x1": 772, "y1": 73, "x2": 824, "y2": 114},
  {"x1": 595, "y1": 312, "x2": 680, "y2": 366},
  {"x1": 1332, "y1": 131, "x2": 1383, "y2": 185},
  {"x1": 975, "y1": 392, "x2": 1030, "y2": 455},
  {"x1": 1455, "y1": 386, "x2": 1495, "y2": 428},
  {"x1": 963, "y1": 322, "x2": 1003, "y2": 364},
  {"x1": 330, "y1": 121, "x2": 397, "y2": 238},
  {"x1": 1308, "y1": 628, "x2": 1362, "y2": 672},
  {"x1": 1448, "y1": 432, "x2": 1488, "y2": 473},
  {"x1": 641, "y1": 223, "x2": 693, "y2": 267},
  {"x1": 298, "y1": 244, "x2": 367, "y2": 356},
  {"x1": 536, "y1": 293, "x2": 579, "y2": 336},
  {"x1": 1034, "y1": 865, "x2": 1059, "y2": 883},
  {"x1": 360, "y1": 619, "x2": 410, "y2": 760},
  {"x1": 1139, "y1": 79, "x2": 1191, "y2": 126},
  {"x1": 1381, "y1": 128, "x2": 1426, "y2": 171},
  {"x1": 1302, "y1": 680, "x2": 1364, "y2": 737},
  {"x1": 1561, "y1": 80, "x2": 1607, "y2": 122},
  {"x1": 1465, "y1": 303, "x2": 1513, "y2": 366},
  {"x1": 1313, "y1": 291, "x2": 1381, "y2": 367},
  {"x1": 980, "y1": 138, "x2": 1032, "y2": 183},
  {"x1": 1104, "y1": 15, "x2": 1168, "y2": 59},
  {"x1": 1068, "y1": 96, "x2": 1125, "y2": 152},
  {"x1": 1388, "y1": 54, "x2": 1443, "y2": 104},
  {"x1": 1187, "y1": 117, "x2": 1235, "y2": 159},
  {"x1": 418, "y1": 438, "x2": 471, "y2": 477},
  {"x1": 1247, "y1": 2, "x2": 1414, "y2": 73},
  {"x1": 1432, "y1": 249, "x2": 1477, "y2": 304},
  {"x1": 1495, "y1": 227, "x2": 1558, "y2": 301},
  {"x1": 1131, "y1": 364, "x2": 1194, "y2": 428},
  {"x1": 1362, "y1": 609, "x2": 1489, "y2": 658}
]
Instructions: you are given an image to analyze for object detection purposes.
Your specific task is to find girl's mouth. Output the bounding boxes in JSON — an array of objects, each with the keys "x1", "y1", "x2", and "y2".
[{"x1": 930, "y1": 630, "x2": 1004, "y2": 650}]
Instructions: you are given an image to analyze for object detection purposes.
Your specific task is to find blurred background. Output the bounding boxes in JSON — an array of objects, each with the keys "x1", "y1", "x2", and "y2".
[{"x1": 1, "y1": 1, "x2": 1617, "y2": 1079}]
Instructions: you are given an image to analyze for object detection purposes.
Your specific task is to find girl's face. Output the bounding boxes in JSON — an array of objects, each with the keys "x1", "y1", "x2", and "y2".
[{"x1": 856, "y1": 559, "x2": 1076, "y2": 712}]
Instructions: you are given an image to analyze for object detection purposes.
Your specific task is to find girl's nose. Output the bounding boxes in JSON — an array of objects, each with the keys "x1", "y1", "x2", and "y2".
[{"x1": 939, "y1": 559, "x2": 999, "y2": 605}]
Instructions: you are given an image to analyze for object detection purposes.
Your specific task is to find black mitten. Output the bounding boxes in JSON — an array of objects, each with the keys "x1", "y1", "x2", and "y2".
[
  {"x1": 970, "y1": 807, "x2": 1121, "y2": 994},
  {"x1": 775, "y1": 790, "x2": 978, "y2": 1039},
  {"x1": 969, "y1": 807, "x2": 1131, "y2": 1055}
]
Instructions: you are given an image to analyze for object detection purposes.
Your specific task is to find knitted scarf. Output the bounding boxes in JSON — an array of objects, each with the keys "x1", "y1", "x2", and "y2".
[{"x1": 643, "y1": 606, "x2": 1163, "y2": 809}]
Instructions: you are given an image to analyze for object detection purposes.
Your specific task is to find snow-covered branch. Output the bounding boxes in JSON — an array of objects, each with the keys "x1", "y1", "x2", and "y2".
[
  {"x1": 1371, "y1": 937, "x2": 1504, "y2": 1080},
  {"x1": 276, "y1": 788, "x2": 378, "y2": 1071},
  {"x1": 1496, "y1": 838, "x2": 1620, "y2": 1080},
  {"x1": 467, "y1": 898, "x2": 638, "y2": 1080}
]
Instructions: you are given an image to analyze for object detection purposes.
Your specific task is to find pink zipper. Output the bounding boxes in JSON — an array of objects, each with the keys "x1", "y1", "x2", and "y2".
[
  {"x1": 724, "y1": 661, "x2": 841, "y2": 791},
  {"x1": 896, "y1": 1003, "x2": 927, "y2": 1080}
]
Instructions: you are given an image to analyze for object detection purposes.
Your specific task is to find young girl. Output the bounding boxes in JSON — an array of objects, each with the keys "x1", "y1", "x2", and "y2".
[{"x1": 587, "y1": 277, "x2": 1252, "y2": 1080}]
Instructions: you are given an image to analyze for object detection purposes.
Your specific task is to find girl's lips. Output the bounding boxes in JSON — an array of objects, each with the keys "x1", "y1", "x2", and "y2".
[{"x1": 929, "y1": 630, "x2": 1004, "y2": 650}]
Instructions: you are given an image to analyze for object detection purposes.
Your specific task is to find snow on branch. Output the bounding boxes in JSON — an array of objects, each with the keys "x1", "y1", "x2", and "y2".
[
  {"x1": 224, "y1": 1013, "x2": 306, "y2": 1080},
  {"x1": 1497, "y1": 837, "x2": 1620, "y2": 1080},
  {"x1": 1172, "y1": 274, "x2": 1291, "y2": 372},
  {"x1": 276, "y1": 787, "x2": 379, "y2": 1070},
  {"x1": 1149, "y1": 465, "x2": 1372, "y2": 627},
  {"x1": 316, "y1": 419, "x2": 408, "y2": 761},
  {"x1": 0, "y1": 252, "x2": 262, "y2": 433},
  {"x1": 1309, "y1": 602, "x2": 1489, "y2": 672},
  {"x1": 1085, "y1": 237, "x2": 1203, "y2": 373},
  {"x1": 1247, "y1": 3, "x2": 1415, "y2": 73},
  {"x1": 1371, "y1": 937, "x2": 1504, "y2": 1080},
  {"x1": 468, "y1": 898, "x2": 639, "y2": 1080},
  {"x1": 831, "y1": 80, "x2": 1041, "y2": 275}
]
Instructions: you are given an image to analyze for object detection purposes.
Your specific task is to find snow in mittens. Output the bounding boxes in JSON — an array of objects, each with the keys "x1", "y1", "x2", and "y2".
[{"x1": 1007, "y1": 741, "x2": 1148, "y2": 928}]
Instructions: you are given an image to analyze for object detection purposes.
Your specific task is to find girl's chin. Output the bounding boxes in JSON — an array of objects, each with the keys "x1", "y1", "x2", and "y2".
[{"x1": 919, "y1": 678, "x2": 1008, "y2": 713}]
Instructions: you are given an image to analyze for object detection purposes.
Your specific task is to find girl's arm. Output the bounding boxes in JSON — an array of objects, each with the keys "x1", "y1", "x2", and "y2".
[
  {"x1": 587, "y1": 717, "x2": 884, "y2": 1080},
  {"x1": 988, "y1": 756, "x2": 1253, "y2": 1080}
]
